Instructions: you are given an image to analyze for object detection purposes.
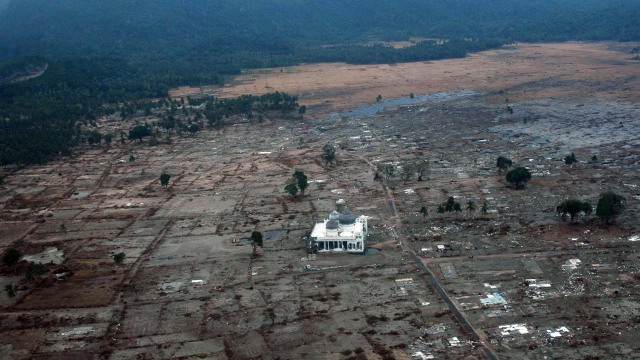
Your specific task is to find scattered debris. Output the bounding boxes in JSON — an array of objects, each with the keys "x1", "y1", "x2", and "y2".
[
  {"x1": 21, "y1": 247, "x2": 65, "y2": 265},
  {"x1": 562, "y1": 259, "x2": 582, "y2": 271},
  {"x1": 424, "y1": 323, "x2": 446, "y2": 334},
  {"x1": 161, "y1": 281, "x2": 183, "y2": 292},
  {"x1": 60, "y1": 326, "x2": 95, "y2": 337},
  {"x1": 480, "y1": 293, "x2": 507, "y2": 306},
  {"x1": 497, "y1": 324, "x2": 529, "y2": 336}
]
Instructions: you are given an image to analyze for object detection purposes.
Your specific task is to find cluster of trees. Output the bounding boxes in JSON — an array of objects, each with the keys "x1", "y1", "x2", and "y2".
[
  {"x1": 557, "y1": 199, "x2": 592, "y2": 223},
  {"x1": 284, "y1": 171, "x2": 308, "y2": 198},
  {"x1": 375, "y1": 160, "x2": 428, "y2": 183},
  {"x1": 496, "y1": 156, "x2": 532, "y2": 189},
  {"x1": 0, "y1": 64, "x2": 300, "y2": 165},
  {"x1": 2, "y1": 1, "x2": 639, "y2": 64},
  {"x1": 202, "y1": 92, "x2": 300, "y2": 127},
  {"x1": 437, "y1": 197, "x2": 462, "y2": 213},
  {"x1": 494, "y1": 155, "x2": 626, "y2": 224},
  {"x1": 293, "y1": 39, "x2": 504, "y2": 65},
  {"x1": 557, "y1": 192, "x2": 625, "y2": 224},
  {"x1": 3, "y1": 247, "x2": 49, "y2": 298},
  {"x1": 0, "y1": 57, "x2": 172, "y2": 165}
]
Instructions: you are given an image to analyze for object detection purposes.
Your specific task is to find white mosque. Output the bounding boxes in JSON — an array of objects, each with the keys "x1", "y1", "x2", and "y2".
[{"x1": 309, "y1": 199, "x2": 368, "y2": 254}]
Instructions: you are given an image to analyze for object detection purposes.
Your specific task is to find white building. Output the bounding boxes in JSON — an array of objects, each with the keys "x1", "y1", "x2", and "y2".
[{"x1": 309, "y1": 199, "x2": 368, "y2": 253}]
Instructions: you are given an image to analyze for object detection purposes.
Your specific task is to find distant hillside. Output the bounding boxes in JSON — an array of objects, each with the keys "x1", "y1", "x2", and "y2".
[{"x1": 1, "y1": 0, "x2": 639, "y2": 62}]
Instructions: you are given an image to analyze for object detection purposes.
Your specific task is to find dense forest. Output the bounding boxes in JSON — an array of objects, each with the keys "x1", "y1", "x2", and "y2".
[{"x1": 1, "y1": 0, "x2": 640, "y2": 166}]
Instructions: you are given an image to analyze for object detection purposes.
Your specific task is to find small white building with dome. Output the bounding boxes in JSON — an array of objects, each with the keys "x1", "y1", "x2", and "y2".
[{"x1": 309, "y1": 199, "x2": 368, "y2": 253}]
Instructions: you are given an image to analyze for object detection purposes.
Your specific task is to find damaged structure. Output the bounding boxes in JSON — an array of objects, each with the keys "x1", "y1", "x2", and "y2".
[{"x1": 309, "y1": 199, "x2": 368, "y2": 253}]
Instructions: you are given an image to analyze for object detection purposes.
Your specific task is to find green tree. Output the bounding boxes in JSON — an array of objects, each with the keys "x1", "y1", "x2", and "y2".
[
  {"x1": 564, "y1": 153, "x2": 578, "y2": 165},
  {"x1": 416, "y1": 161, "x2": 428, "y2": 181},
  {"x1": 104, "y1": 133, "x2": 113, "y2": 145},
  {"x1": 438, "y1": 197, "x2": 462, "y2": 213},
  {"x1": 419, "y1": 205, "x2": 428, "y2": 219},
  {"x1": 377, "y1": 163, "x2": 395, "y2": 180},
  {"x1": 25, "y1": 263, "x2": 46, "y2": 281},
  {"x1": 3, "y1": 248, "x2": 21, "y2": 267},
  {"x1": 596, "y1": 192, "x2": 625, "y2": 225},
  {"x1": 505, "y1": 167, "x2": 532, "y2": 189},
  {"x1": 293, "y1": 170, "x2": 308, "y2": 196},
  {"x1": 298, "y1": 105, "x2": 306, "y2": 115},
  {"x1": 113, "y1": 252, "x2": 125, "y2": 264},
  {"x1": 87, "y1": 130, "x2": 102, "y2": 146},
  {"x1": 481, "y1": 200, "x2": 488, "y2": 215},
  {"x1": 128, "y1": 124, "x2": 152, "y2": 142},
  {"x1": 496, "y1": 156, "x2": 513, "y2": 173},
  {"x1": 160, "y1": 173, "x2": 171, "y2": 187},
  {"x1": 557, "y1": 199, "x2": 592, "y2": 223},
  {"x1": 322, "y1": 143, "x2": 337, "y2": 166},
  {"x1": 400, "y1": 163, "x2": 415, "y2": 183},
  {"x1": 4, "y1": 284, "x2": 15, "y2": 298},
  {"x1": 376, "y1": 94, "x2": 382, "y2": 102},
  {"x1": 250, "y1": 231, "x2": 263, "y2": 257},
  {"x1": 284, "y1": 178, "x2": 299, "y2": 197},
  {"x1": 188, "y1": 124, "x2": 200, "y2": 134},
  {"x1": 466, "y1": 200, "x2": 476, "y2": 214}
]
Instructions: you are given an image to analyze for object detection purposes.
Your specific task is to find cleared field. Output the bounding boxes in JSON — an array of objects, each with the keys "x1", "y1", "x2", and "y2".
[{"x1": 171, "y1": 42, "x2": 640, "y2": 112}]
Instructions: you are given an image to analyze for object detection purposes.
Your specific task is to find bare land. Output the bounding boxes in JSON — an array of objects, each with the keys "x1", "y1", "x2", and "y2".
[
  {"x1": 170, "y1": 42, "x2": 640, "y2": 110},
  {"x1": 1, "y1": 42, "x2": 639, "y2": 359}
]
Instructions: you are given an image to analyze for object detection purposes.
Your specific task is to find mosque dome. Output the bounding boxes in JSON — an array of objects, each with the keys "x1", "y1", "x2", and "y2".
[
  {"x1": 338, "y1": 208, "x2": 357, "y2": 225},
  {"x1": 329, "y1": 210, "x2": 340, "y2": 220},
  {"x1": 326, "y1": 219, "x2": 339, "y2": 229}
]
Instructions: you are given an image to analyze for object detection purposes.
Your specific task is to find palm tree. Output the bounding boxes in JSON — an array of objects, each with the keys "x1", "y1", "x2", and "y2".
[
  {"x1": 419, "y1": 205, "x2": 428, "y2": 219},
  {"x1": 466, "y1": 200, "x2": 476, "y2": 214}
]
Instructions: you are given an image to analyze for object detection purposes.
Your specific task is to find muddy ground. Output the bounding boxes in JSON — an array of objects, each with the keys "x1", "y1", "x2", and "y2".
[{"x1": 1, "y1": 42, "x2": 639, "y2": 359}]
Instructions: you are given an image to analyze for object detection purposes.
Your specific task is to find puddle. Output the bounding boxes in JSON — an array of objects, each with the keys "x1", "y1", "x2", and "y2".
[
  {"x1": 363, "y1": 248, "x2": 381, "y2": 256},
  {"x1": 148, "y1": 254, "x2": 179, "y2": 265},
  {"x1": 69, "y1": 191, "x2": 91, "y2": 199},
  {"x1": 339, "y1": 89, "x2": 478, "y2": 118},
  {"x1": 264, "y1": 229, "x2": 288, "y2": 241}
]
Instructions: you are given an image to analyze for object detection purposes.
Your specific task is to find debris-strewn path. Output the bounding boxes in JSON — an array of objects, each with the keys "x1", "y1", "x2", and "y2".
[{"x1": 342, "y1": 149, "x2": 500, "y2": 360}]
